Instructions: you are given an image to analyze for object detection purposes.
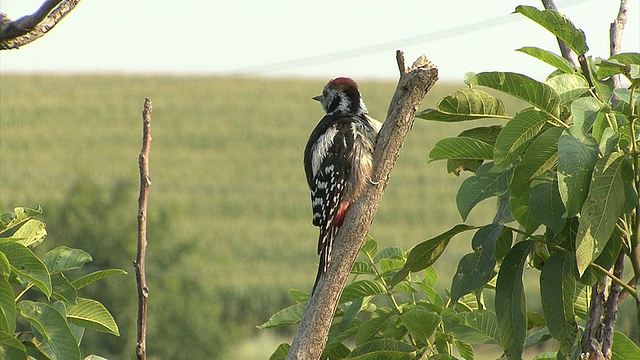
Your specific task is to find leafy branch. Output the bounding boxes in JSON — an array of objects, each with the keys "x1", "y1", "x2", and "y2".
[
  {"x1": 0, "y1": 207, "x2": 125, "y2": 359},
  {"x1": 263, "y1": 2, "x2": 639, "y2": 359}
]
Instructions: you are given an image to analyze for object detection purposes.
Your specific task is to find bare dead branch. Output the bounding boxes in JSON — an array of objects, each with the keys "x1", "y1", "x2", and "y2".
[
  {"x1": 541, "y1": 0, "x2": 579, "y2": 67},
  {"x1": 609, "y1": 0, "x2": 630, "y2": 102},
  {"x1": 285, "y1": 51, "x2": 438, "y2": 360},
  {"x1": 135, "y1": 98, "x2": 152, "y2": 360},
  {"x1": 0, "y1": 0, "x2": 82, "y2": 50}
]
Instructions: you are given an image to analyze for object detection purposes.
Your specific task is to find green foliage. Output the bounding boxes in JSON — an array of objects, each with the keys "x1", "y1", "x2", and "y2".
[
  {"x1": 261, "y1": 236, "x2": 481, "y2": 359},
  {"x1": 265, "y1": 4, "x2": 640, "y2": 359},
  {"x1": 0, "y1": 207, "x2": 123, "y2": 360},
  {"x1": 416, "y1": 4, "x2": 640, "y2": 359}
]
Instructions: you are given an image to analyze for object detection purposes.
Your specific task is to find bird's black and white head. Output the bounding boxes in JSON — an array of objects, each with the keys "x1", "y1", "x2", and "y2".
[{"x1": 313, "y1": 77, "x2": 368, "y2": 116}]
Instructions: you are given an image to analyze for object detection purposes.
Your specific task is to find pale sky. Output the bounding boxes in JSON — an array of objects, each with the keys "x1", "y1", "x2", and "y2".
[{"x1": 0, "y1": 0, "x2": 638, "y2": 81}]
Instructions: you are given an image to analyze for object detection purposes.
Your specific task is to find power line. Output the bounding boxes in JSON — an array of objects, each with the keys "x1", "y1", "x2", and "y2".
[{"x1": 223, "y1": 0, "x2": 592, "y2": 76}]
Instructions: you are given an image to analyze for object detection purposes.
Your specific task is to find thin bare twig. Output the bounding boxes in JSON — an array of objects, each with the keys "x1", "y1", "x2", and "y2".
[
  {"x1": 0, "y1": 0, "x2": 82, "y2": 50},
  {"x1": 135, "y1": 98, "x2": 152, "y2": 360},
  {"x1": 285, "y1": 52, "x2": 438, "y2": 360}
]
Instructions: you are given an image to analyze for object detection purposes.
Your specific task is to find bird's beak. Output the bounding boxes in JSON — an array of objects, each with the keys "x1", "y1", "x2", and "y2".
[{"x1": 312, "y1": 95, "x2": 323, "y2": 102}]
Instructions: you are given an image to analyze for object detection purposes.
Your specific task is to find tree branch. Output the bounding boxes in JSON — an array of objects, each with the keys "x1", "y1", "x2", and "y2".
[
  {"x1": 0, "y1": 0, "x2": 82, "y2": 50},
  {"x1": 602, "y1": 252, "x2": 625, "y2": 357},
  {"x1": 609, "y1": 0, "x2": 629, "y2": 90},
  {"x1": 285, "y1": 51, "x2": 438, "y2": 360},
  {"x1": 135, "y1": 98, "x2": 152, "y2": 360},
  {"x1": 541, "y1": 0, "x2": 579, "y2": 67}
]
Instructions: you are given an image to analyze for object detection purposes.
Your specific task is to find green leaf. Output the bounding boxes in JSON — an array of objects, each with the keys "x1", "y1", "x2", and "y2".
[
  {"x1": 456, "y1": 162, "x2": 510, "y2": 221},
  {"x1": 529, "y1": 176, "x2": 566, "y2": 234},
  {"x1": 392, "y1": 225, "x2": 476, "y2": 286},
  {"x1": 355, "y1": 311, "x2": 392, "y2": 345},
  {"x1": 288, "y1": 289, "x2": 309, "y2": 304},
  {"x1": 510, "y1": 126, "x2": 563, "y2": 198},
  {"x1": 18, "y1": 300, "x2": 81, "y2": 360},
  {"x1": 493, "y1": 109, "x2": 550, "y2": 168},
  {"x1": 269, "y1": 343, "x2": 290, "y2": 360},
  {"x1": 51, "y1": 272, "x2": 77, "y2": 304},
  {"x1": 361, "y1": 235, "x2": 379, "y2": 262},
  {"x1": 0, "y1": 251, "x2": 9, "y2": 277},
  {"x1": 0, "y1": 329, "x2": 27, "y2": 360},
  {"x1": 84, "y1": 356, "x2": 109, "y2": 360},
  {"x1": 612, "y1": 331, "x2": 640, "y2": 360},
  {"x1": 510, "y1": 126, "x2": 563, "y2": 231},
  {"x1": 373, "y1": 247, "x2": 405, "y2": 263},
  {"x1": 324, "y1": 342, "x2": 351, "y2": 359},
  {"x1": 545, "y1": 74, "x2": 590, "y2": 103},
  {"x1": 579, "y1": 228, "x2": 623, "y2": 286},
  {"x1": 418, "y1": 283, "x2": 444, "y2": 310},
  {"x1": 588, "y1": 57, "x2": 615, "y2": 102},
  {"x1": 0, "y1": 206, "x2": 42, "y2": 234},
  {"x1": 349, "y1": 339, "x2": 417, "y2": 357},
  {"x1": 380, "y1": 259, "x2": 404, "y2": 274},
  {"x1": 447, "y1": 126, "x2": 504, "y2": 175},
  {"x1": 340, "y1": 280, "x2": 387, "y2": 303},
  {"x1": 450, "y1": 225, "x2": 502, "y2": 304},
  {"x1": 557, "y1": 127, "x2": 599, "y2": 217},
  {"x1": 516, "y1": 47, "x2": 575, "y2": 74},
  {"x1": 71, "y1": 269, "x2": 127, "y2": 290},
  {"x1": 510, "y1": 191, "x2": 540, "y2": 235},
  {"x1": 340, "y1": 297, "x2": 364, "y2": 331},
  {"x1": 445, "y1": 310, "x2": 500, "y2": 345},
  {"x1": 67, "y1": 298, "x2": 119, "y2": 336},
  {"x1": 0, "y1": 274, "x2": 16, "y2": 333},
  {"x1": 494, "y1": 229, "x2": 513, "y2": 263},
  {"x1": 515, "y1": 5, "x2": 588, "y2": 55},
  {"x1": 533, "y1": 353, "x2": 557, "y2": 360},
  {"x1": 10, "y1": 219, "x2": 47, "y2": 247},
  {"x1": 454, "y1": 339, "x2": 475, "y2": 360},
  {"x1": 540, "y1": 252, "x2": 578, "y2": 357},
  {"x1": 400, "y1": 308, "x2": 441, "y2": 343},
  {"x1": 496, "y1": 240, "x2": 535, "y2": 359},
  {"x1": 42, "y1": 246, "x2": 92, "y2": 274},
  {"x1": 352, "y1": 261, "x2": 377, "y2": 275},
  {"x1": 417, "y1": 89, "x2": 509, "y2": 122},
  {"x1": 0, "y1": 241, "x2": 51, "y2": 297},
  {"x1": 571, "y1": 97, "x2": 605, "y2": 136},
  {"x1": 471, "y1": 72, "x2": 561, "y2": 118},
  {"x1": 257, "y1": 302, "x2": 305, "y2": 329},
  {"x1": 596, "y1": 53, "x2": 640, "y2": 80},
  {"x1": 576, "y1": 152, "x2": 628, "y2": 275},
  {"x1": 429, "y1": 137, "x2": 494, "y2": 162}
]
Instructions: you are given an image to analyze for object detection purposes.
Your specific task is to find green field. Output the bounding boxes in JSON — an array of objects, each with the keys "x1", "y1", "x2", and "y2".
[{"x1": 1, "y1": 74, "x2": 601, "y2": 358}]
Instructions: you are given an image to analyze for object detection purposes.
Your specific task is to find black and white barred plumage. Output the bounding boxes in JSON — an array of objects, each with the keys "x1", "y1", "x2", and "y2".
[{"x1": 303, "y1": 77, "x2": 382, "y2": 292}]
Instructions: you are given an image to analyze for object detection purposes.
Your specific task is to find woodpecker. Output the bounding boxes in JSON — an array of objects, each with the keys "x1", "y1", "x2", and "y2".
[{"x1": 303, "y1": 77, "x2": 382, "y2": 292}]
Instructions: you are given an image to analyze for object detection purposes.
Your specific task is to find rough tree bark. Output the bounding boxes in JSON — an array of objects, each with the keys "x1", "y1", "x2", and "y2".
[
  {"x1": 0, "y1": 0, "x2": 82, "y2": 50},
  {"x1": 285, "y1": 51, "x2": 438, "y2": 360}
]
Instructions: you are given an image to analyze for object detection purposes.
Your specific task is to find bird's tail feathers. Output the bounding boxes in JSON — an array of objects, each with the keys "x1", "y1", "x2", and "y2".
[{"x1": 311, "y1": 227, "x2": 338, "y2": 294}]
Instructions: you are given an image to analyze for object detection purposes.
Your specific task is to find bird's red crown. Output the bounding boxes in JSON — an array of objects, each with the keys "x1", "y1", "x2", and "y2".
[{"x1": 326, "y1": 77, "x2": 359, "y2": 90}]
